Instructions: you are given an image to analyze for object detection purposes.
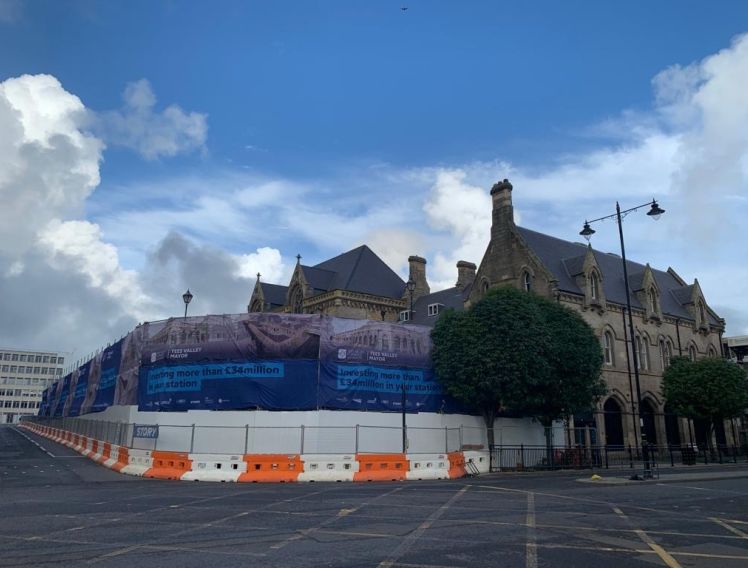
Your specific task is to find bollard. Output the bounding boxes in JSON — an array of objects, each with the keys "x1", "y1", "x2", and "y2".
[
  {"x1": 189, "y1": 424, "x2": 195, "y2": 453},
  {"x1": 628, "y1": 445, "x2": 633, "y2": 469},
  {"x1": 244, "y1": 424, "x2": 249, "y2": 454},
  {"x1": 300, "y1": 425, "x2": 305, "y2": 454}
]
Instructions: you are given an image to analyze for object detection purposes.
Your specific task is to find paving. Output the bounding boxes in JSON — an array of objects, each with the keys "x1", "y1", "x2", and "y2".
[{"x1": 2, "y1": 425, "x2": 748, "y2": 567}]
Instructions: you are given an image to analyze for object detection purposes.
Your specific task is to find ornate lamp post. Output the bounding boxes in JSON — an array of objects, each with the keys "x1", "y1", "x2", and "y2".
[
  {"x1": 580, "y1": 199, "x2": 665, "y2": 470},
  {"x1": 406, "y1": 279, "x2": 416, "y2": 321},
  {"x1": 182, "y1": 289, "x2": 193, "y2": 319}
]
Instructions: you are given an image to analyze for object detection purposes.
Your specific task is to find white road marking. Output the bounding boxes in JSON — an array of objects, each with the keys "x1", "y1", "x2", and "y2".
[
  {"x1": 526, "y1": 492, "x2": 537, "y2": 568},
  {"x1": 710, "y1": 517, "x2": 748, "y2": 539},
  {"x1": 378, "y1": 486, "x2": 470, "y2": 568}
]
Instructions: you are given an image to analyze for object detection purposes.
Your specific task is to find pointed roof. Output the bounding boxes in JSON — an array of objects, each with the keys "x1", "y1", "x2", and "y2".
[
  {"x1": 302, "y1": 245, "x2": 406, "y2": 299},
  {"x1": 261, "y1": 283, "x2": 289, "y2": 307},
  {"x1": 516, "y1": 226, "x2": 720, "y2": 324}
]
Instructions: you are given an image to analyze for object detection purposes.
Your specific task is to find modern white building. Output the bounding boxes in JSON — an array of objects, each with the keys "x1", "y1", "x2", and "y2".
[{"x1": 0, "y1": 348, "x2": 66, "y2": 424}]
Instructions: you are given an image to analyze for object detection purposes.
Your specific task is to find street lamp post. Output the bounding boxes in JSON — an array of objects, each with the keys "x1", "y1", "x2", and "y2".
[
  {"x1": 580, "y1": 199, "x2": 665, "y2": 473},
  {"x1": 406, "y1": 279, "x2": 415, "y2": 322},
  {"x1": 182, "y1": 289, "x2": 193, "y2": 319}
]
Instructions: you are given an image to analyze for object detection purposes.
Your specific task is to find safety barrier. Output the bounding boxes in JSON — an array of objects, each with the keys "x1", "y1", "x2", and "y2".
[{"x1": 19, "y1": 422, "x2": 473, "y2": 484}]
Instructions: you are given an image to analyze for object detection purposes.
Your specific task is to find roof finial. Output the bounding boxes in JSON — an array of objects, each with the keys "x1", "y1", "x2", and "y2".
[
  {"x1": 296, "y1": 253, "x2": 302, "y2": 264},
  {"x1": 256, "y1": 272, "x2": 261, "y2": 281}
]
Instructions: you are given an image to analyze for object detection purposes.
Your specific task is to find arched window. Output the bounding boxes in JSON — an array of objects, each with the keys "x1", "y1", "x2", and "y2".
[
  {"x1": 707, "y1": 345, "x2": 717, "y2": 358},
  {"x1": 660, "y1": 338, "x2": 673, "y2": 370},
  {"x1": 698, "y1": 301, "x2": 706, "y2": 325},
  {"x1": 289, "y1": 284, "x2": 303, "y2": 314},
  {"x1": 603, "y1": 331, "x2": 615, "y2": 366},
  {"x1": 688, "y1": 345, "x2": 697, "y2": 361},
  {"x1": 590, "y1": 271, "x2": 600, "y2": 301},
  {"x1": 636, "y1": 335, "x2": 649, "y2": 371},
  {"x1": 522, "y1": 271, "x2": 532, "y2": 292}
]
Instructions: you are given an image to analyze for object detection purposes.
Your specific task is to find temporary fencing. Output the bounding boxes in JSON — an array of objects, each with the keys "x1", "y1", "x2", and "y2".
[{"x1": 20, "y1": 416, "x2": 489, "y2": 483}]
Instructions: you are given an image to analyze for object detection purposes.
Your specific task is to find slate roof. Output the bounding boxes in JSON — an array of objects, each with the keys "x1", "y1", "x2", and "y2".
[
  {"x1": 301, "y1": 245, "x2": 406, "y2": 299},
  {"x1": 409, "y1": 284, "x2": 472, "y2": 327},
  {"x1": 260, "y1": 283, "x2": 288, "y2": 308},
  {"x1": 517, "y1": 227, "x2": 720, "y2": 324}
]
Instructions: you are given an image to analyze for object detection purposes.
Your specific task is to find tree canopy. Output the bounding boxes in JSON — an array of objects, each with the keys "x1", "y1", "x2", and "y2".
[
  {"x1": 431, "y1": 286, "x2": 605, "y2": 445},
  {"x1": 662, "y1": 356, "x2": 748, "y2": 428}
]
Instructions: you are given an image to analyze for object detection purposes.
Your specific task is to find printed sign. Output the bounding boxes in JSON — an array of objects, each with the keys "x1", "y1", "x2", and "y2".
[{"x1": 133, "y1": 424, "x2": 159, "y2": 439}]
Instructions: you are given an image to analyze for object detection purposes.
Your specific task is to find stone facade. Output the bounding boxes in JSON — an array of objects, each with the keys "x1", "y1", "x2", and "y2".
[
  {"x1": 246, "y1": 179, "x2": 737, "y2": 449},
  {"x1": 469, "y1": 179, "x2": 730, "y2": 449}
]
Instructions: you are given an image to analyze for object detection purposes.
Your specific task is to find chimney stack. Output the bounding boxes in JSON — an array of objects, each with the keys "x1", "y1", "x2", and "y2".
[
  {"x1": 455, "y1": 260, "x2": 477, "y2": 289},
  {"x1": 406, "y1": 255, "x2": 430, "y2": 300},
  {"x1": 490, "y1": 178, "x2": 514, "y2": 239}
]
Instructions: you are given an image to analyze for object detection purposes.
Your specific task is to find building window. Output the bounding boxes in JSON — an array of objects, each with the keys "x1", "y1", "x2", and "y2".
[
  {"x1": 58, "y1": 357, "x2": 64, "y2": 365},
  {"x1": 636, "y1": 335, "x2": 649, "y2": 371},
  {"x1": 590, "y1": 272, "x2": 600, "y2": 301},
  {"x1": 688, "y1": 345, "x2": 697, "y2": 361},
  {"x1": 707, "y1": 345, "x2": 717, "y2": 358},
  {"x1": 19, "y1": 355, "x2": 27, "y2": 362},
  {"x1": 35, "y1": 355, "x2": 42, "y2": 363},
  {"x1": 522, "y1": 271, "x2": 532, "y2": 292},
  {"x1": 481, "y1": 280, "x2": 490, "y2": 295},
  {"x1": 399, "y1": 310, "x2": 410, "y2": 322},
  {"x1": 648, "y1": 288, "x2": 658, "y2": 315},
  {"x1": 603, "y1": 331, "x2": 615, "y2": 366},
  {"x1": 427, "y1": 303, "x2": 442, "y2": 317},
  {"x1": 660, "y1": 339, "x2": 673, "y2": 370}
]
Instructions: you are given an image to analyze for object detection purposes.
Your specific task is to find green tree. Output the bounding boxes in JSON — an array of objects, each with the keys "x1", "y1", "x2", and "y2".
[
  {"x1": 431, "y1": 286, "x2": 605, "y2": 450},
  {"x1": 662, "y1": 356, "x2": 748, "y2": 445}
]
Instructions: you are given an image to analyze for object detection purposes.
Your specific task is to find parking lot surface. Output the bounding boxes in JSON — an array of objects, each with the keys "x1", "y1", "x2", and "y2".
[{"x1": 2, "y1": 425, "x2": 748, "y2": 567}]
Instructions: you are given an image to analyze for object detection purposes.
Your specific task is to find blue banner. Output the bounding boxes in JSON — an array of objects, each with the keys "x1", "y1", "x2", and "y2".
[
  {"x1": 138, "y1": 359, "x2": 318, "y2": 412},
  {"x1": 67, "y1": 361, "x2": 91, "y2": 417},
  {"x1": 53, "y1": 375, "x2": 71, "y2": 417}
]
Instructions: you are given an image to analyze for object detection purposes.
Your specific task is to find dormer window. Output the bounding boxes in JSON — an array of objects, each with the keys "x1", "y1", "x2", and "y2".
[
  {"x1": 399, "y1": 310, "x2": 410, "y2": 322},
  {"x1": 427, "y1": 303, "x2": 443, "y2": 317},
  {"x1": 590, "y1": 272, "x2": 600, "y2": 301},
  {"x1": 522, "y1": 271, "x2": 532, "y2": 292},
  {"x1": 648, "y1": 287, "x2": 658, "y2": 314}
]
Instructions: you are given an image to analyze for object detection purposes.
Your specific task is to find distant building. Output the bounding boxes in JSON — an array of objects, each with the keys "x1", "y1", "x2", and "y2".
[
  {"x1": 1, "y1": 348, "x2": 66, "y2": 424},
  {"x1": 724, "y1": 335, "x2": 748, "y2": 370}
]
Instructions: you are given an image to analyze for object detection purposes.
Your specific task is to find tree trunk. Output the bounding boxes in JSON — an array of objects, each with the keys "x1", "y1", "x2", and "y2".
[
  {"x1": 541, "y1": 418, "x2": 554, "y2": 469},
  {"x1": 483, "y1": 408, "x2": 496, "y2": 448}
]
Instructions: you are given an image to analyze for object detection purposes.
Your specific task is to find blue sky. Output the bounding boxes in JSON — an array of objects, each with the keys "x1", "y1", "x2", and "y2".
[{"x1": 1, "y1": 0, "x2": 747, "y2": 357}]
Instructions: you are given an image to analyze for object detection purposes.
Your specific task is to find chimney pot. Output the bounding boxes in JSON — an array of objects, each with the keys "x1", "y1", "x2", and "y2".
[{"x1": 456, "y1": 261, "x2": 477, "y2": 289}]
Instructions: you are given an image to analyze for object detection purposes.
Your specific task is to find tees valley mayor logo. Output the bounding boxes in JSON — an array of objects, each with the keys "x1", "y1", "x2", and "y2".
[{"x1": 337, "y1": 348, "x2": 347, "y2": 360}]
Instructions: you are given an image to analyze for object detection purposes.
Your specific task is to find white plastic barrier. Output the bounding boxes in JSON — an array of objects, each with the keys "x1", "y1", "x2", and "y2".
[
  {"x1": 298, "y1": 454, "x2": 358, "y2": 482},
  {"x1": 121, "y1": 449, "x2": 153, "y2": 476},
  {"x1": 464, "y1": 450, "x2": 490, "y2": 473},
  {"x1": 406, "y1": 453, "x2": 450, "y2": 480},
  {"x1": 181, "y1": 454, "x2": 246, "y2": 482}
]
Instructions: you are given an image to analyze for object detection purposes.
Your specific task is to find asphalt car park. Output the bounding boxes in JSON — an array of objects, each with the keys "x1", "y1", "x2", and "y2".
[{"x1": 1, "y1": 425, "x2": 748, "y2": 567}]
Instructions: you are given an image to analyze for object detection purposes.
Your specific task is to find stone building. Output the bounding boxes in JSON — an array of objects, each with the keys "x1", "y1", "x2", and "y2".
[
  {"x1": 464, "y1": 179, "x2": 728, "y2": 449},
  {"x1": 246, "y1": 179, "x2": 733, "y2": 449}
]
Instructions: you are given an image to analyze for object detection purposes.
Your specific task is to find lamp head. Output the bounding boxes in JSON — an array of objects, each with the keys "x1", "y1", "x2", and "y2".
[
  {"x1": 182, "y1": 289, "x2": 193, "y2": 305},
  {"x1": 406, "y1": 279, "x2": 416, "y2": 293},
  {"x1": 580, "y1": 221, "x2": 595, "y2": 241},
  {"x1": 647, "y1": 199, "x2": 665, "y2": 220}
]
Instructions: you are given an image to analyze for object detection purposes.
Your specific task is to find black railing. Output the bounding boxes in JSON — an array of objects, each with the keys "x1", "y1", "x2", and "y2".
[{"x1": 490, "y1": 443, "x2": 748, "y2": 472}]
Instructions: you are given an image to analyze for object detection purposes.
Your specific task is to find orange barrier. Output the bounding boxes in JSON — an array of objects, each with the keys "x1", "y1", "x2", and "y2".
[
  {"x1": 144, "y1": 451, "x2": 193, "y2": 480},
  {"x1": 354, "y1": 454, "x2": 409, "y2": 481},
  {"x1": 238, "y1": 454, "x2": 302, "y2": 482},
  {"x1": 112, "y1": 446, "x2": 129, "y2": 472},
  {"x1": 448, "y1": 451, "x2": 467, "y2": 479}
]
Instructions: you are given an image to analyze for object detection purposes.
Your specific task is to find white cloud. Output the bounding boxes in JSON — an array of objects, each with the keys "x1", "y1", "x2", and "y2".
[
  {"x1": 96, "y1": 79, "x2": 207, "y2": 160},
  {"x1": 235, "y1": 246, "x2": 288, "y2": 283},
  {"x1": 0, "y1": 74, "x2": 103, "y2": 255}
]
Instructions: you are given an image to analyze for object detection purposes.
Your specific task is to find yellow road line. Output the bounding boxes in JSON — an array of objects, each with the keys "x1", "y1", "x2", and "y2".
[{"x1": 612, "y1": 506, "x2": 681, "y2": 568}]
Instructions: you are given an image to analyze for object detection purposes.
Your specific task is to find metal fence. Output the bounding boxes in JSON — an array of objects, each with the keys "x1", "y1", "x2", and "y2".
[
  {"x1": 490, "y1": 443, "x2": 748, "y2": 472},
  {"x1": 21, "y1": 416, "x2": 488, "y2": 455}
]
